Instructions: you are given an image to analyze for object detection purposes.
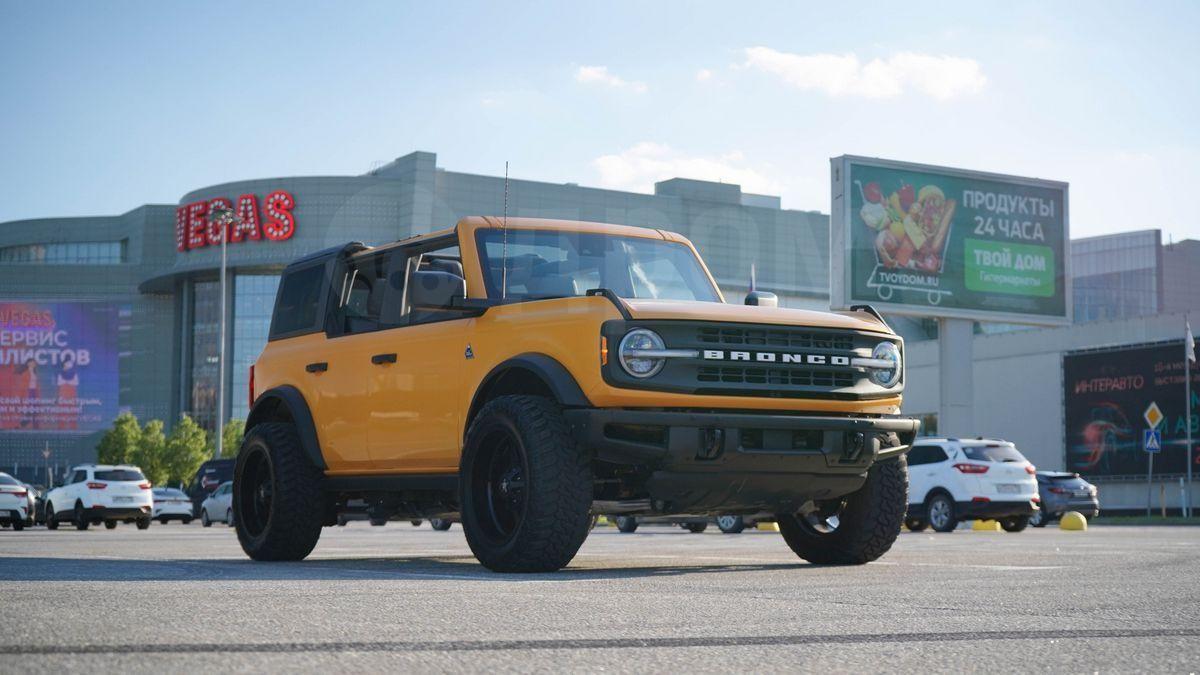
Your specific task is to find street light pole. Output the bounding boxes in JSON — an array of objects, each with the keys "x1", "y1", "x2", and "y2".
[{"x1": 210, "y1": 207, "x2": 240, "y2": 461}]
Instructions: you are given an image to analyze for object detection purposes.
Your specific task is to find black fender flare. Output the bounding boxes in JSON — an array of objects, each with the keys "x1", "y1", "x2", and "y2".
[
  {"x1": 466, "y1": 353, "x2": 591, "y2": 429},
  {"x1": 245, "y1": 385, "x2": 326, "y2": 470}
]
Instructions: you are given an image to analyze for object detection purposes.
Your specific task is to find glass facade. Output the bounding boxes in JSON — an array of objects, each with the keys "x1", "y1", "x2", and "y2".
[
  {"x1": 231, "y1": 274, "x2": 280, "y2": 421},
  {"x1": 189, "y1": 281, "x2": 220, "y2": 432},
  {"x1": 0, "y1": 240, "x2": 126, "y2": 264},
  {"x1": 1071, "y1": 230, "x2": 1161, "y2": 323}
]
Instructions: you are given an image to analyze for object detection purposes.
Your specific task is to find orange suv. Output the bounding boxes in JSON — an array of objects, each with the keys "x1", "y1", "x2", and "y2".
[{"x1": 235, "y1": 217, "x2": 918, "y2": 572}]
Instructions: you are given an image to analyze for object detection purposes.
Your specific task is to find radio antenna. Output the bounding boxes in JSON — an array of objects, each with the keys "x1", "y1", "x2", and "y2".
[{"x1": 501, "y1": 161, "x2": 509, "y2": 301}]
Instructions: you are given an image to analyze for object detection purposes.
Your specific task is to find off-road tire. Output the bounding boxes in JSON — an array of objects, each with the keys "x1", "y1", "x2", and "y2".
[
  {"x1": 74, "y1": 503, "x2": 89, "y2": 531},
  {"x1": 716, "y1": 515, "x2": 746, "y2": 534},
  {"x1": 904, "y1": 516, "x2": 929, "y2": 532},
  {"x1": 776, "y1": 456, "x2": 908, "y2": 565},
  {"x1": 45, "y1": 504, "x2": 58, "y2": 530},
  {"x1": 429, "y1": 518, "x2": 451, "y2": 531},
  {"x1": 460, "y1": 395, "x2": 593, "y2": 573},
  {"x1": 235, "y1": 422, "x2": 324, "y2": 562},
  {"x1": 684, "y1": 522, "x2": 708, "y2": 533},
  {"x1": 927, "y1": 493, "x2": 958, "y2": 533},
  {"x1": 999, "y1": 515, "x2": 1029, "y2": 533},
  {"x1": 104, "y1": 521, "x2": 118, "y2": 530},
  {"x1": 615, "y1": 516, "x2": 639, "y2": 533}
]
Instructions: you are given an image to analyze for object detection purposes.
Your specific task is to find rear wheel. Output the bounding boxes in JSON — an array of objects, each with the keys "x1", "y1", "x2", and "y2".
[
  {"x1": 460, "y1": 395, "x2": 592, "y2": 572},
  {"x1": 159, "y1": 517, "x2": 168, "y2": 525},
  {"x1": 369, "y1": 518, "x2": 388, "y2": 527},
  {"x1": 11, "y1": 519, "x2": 23, "y2": 531},
  {"x1": 999, "y1": 515, "x2": 1029, "y2": 533},
  {"x1": 104, "y1": 521, "x2": 118, "y2": 530},
  {"x1": 226, "y1": 509, "x2": 234, "y2": 527},
  {"x1": 716, "y1": 515, "x2": 746, "y2": 534},
  {"x1": 74, "y1": 503, "x2": 89, "y2": 531},
  {"x1": 235, "y1": 422, "x2": 325, "y2": 561},
  {"x1": 927, "y1": 493, "x2": 958, "y2": 533},
  {"x1": 684, "y1": 522, "x2": 708, "y2": 534},
  {"x1": 904, "y1": 516, "x2": 929, "y2": 532},
  {"x1": 615, "y1": 516, "x2": 639, "y2": 533},
  {"x1": 775, "y1": 456, "x2": 908, "y2": 565},
  {"x1": 136, "y1": 517, "x2": 151, "y2": 530}
]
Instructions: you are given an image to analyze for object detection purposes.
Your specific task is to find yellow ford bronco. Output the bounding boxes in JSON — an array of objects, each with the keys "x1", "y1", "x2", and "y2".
[{"x1": 235, "y1": 217, "x2": 918, "y2": 572}]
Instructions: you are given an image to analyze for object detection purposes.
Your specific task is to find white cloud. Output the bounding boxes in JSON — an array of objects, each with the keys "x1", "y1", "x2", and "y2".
[
  {"x1": 695, "y1": 68, "x2": 713, "y2": 82},
  {"x1": 592, "y1": 142, "x2": 783, "y2": 196},
  {"x1": 741, "y1": 47, "x2": 986, "y2": 101},
  {"x1": 574, "y1": 65, "x2": 648, "y2": 93}
]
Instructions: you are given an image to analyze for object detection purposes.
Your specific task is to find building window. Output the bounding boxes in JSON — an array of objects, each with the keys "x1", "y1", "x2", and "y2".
[
  {"x1": 231, "y1": 274, "x2": 280, "y2": 421},
  {"x1": 189, "y1": 281, "x2": 221, "y2": 433},
  {"x1": 0, "y1": 240, "x2": 127, "y2": 264}
]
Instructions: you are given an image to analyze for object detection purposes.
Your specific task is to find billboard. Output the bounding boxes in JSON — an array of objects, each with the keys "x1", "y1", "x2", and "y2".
[
  {"x1": 0, "y1": 302, "x2": 123, "y2": 433},
  {"x1": 831, "y1": 156, "x2": 1070, "y2": 325},
  {"x1": 1064, "y1": 342, "x2": 1198, "y2": 478}
]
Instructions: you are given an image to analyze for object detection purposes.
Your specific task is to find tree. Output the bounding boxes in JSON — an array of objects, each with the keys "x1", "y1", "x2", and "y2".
[
  {"x1": 164, "y1": 414, "x2": 210, "y2": 487},
  {"x1": 132, "y1": 419, "x2": 168, "y2": 486},
  {"x1": 96, "y1": 412, "x2": 140, "y2": 465},
  {"x1": 218, "y1": 419, "x2": 245, "y2": 458}
]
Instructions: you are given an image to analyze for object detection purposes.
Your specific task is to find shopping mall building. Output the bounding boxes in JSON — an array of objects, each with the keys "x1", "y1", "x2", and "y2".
[{"x1": 2, "y1": 150, "x2": 1197, "y2": 510}]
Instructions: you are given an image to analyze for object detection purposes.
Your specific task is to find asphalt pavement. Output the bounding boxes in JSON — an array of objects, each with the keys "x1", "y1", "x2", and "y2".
[{"x1": 1, "y1": 521, "x2": 1197, "y2": 672}]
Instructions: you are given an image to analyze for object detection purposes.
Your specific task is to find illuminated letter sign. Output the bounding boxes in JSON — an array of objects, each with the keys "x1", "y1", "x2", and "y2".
[{"x1": 176, "y1": 189, "x2": 295, "y2": 252}]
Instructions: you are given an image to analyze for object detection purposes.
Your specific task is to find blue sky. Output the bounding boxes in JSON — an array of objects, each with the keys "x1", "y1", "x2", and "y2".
[{"x1": 1, "y1": 1, "x2": 1197, "y2": 241}]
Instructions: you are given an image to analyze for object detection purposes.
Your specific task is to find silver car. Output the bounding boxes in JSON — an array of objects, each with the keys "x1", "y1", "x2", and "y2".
[{"x1": 200, "y1": 481, "x2": 234, "y2": 528}]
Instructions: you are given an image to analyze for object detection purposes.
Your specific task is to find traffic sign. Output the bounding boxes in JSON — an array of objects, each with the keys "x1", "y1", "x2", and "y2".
[
  {"x1": 1143, "y1": 429, "x2": 1162, "y2": 454},
  {"x1": 1143, "y1": 401, "x2": 1164, "y2": 429}
]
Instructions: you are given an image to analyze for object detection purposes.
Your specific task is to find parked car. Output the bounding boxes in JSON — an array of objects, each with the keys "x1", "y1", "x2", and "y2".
[
  {"x1": 1031, "y1": 472, "x2": 1099, "y2": 527},
  {"x1": 904, "y1": 438, "x2": 1039, "y2": 533},
  {"x1": 152, "y1": 487, "x2": 195, "y2": 524},
  {"x1": 0, "y1": 472, "x2": 30, "y2": 530},
  {"x1": 43, "y1": 464, "x2": 153, "y2": 530},
  {"x1": 18, "y1": 482, "x2": 39, "y2": 526},
  {"x1": 612, "y1": 515, "x2": 708, "y2": 533},
  {"x1": 186, "y1": 459, "x2": 234, "y2": 517},
  {"x1": 713, "y1": 513, "x2": 773, "y2": 534},
  {"x1": 200, "y1": 481, "x2": 234, "y2": 527}
]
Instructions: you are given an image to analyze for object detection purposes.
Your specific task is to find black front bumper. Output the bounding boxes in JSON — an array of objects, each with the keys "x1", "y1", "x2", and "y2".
[
  {"x1": 955, "y1": 500, "x2": 1039, "y2": 519},
  {"x1": 565, "y1": 408, "x2": 918, "y2": 512}
]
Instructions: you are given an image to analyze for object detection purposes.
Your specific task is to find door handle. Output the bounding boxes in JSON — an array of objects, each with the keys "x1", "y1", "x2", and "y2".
[
  {"x1": 371, "y1": 353, "x2": 397, "y2": 365},
  {"x1": 305, "y1": 362, "x2": 328, "y2": 373}
]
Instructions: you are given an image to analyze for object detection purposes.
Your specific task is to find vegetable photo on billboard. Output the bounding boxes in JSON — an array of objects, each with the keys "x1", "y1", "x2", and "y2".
[{"x1": 831, "y1": 156, "x2": 1070, "y2": 325}]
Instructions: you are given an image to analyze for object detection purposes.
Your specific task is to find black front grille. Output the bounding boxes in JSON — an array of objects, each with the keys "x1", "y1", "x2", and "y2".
[
  {"x1": 697, "y1": 365, "x2": 856, "y2": 388},
  {"x1": 696, "y1": 326, "x2": 854, "y2": 351}
]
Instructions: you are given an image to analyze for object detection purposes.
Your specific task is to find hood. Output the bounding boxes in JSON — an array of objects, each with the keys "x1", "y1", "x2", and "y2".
[{"x1": 621, "y1": 299, "x2": 892, "y2": 334}]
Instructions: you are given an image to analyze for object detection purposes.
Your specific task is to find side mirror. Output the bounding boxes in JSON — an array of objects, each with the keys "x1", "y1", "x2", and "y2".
[
  {"x1": 410, "y1": 270, "x2": 466, "y2": 309},
  {"x1": 744, "y1": 290, "x2": 778, "y2": 307}
]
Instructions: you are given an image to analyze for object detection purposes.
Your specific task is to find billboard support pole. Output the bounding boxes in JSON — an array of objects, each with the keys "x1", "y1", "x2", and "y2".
[{"x1": 938, "y1": 318, "x2": 974, "y2": 437}]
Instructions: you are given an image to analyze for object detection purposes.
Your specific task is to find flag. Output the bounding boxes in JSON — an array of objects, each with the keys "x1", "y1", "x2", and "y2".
[{"x1": 1188, "y1": 321, "x2": 1196, "y2": 364}]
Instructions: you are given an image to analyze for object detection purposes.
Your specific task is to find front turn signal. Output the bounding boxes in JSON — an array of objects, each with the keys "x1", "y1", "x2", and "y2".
[{"x1": 600, "y1": 336, "x2": 609, "y2": 366}]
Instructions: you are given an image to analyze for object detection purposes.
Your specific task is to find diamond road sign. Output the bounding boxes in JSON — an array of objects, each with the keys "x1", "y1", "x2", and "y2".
[{"x1": 1143, "y1": 401, "x2": 1164, "y2": 429}]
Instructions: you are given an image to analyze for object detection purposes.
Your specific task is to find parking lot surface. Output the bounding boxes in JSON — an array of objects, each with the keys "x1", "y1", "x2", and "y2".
[{"x1": 1, "y1": 523, "x2": 1197, "y2": 672}]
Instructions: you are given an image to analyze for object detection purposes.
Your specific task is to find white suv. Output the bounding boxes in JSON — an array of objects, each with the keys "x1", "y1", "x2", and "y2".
[
  {"x1": 44, "y1": 464, "x2": 154, "y2": 531},
  {"x1": 904, "y1": 438, "x2": 1039, "y2": 533},
  {"x1": 0, "y1": 472, "x2": 30, "y2": 531}
]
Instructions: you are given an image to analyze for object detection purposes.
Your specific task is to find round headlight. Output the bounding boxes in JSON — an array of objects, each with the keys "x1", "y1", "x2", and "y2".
[
  {"x1": 619, "y1": 329, "x2": 666, "y2": 378},
  {"x1": 868, "y1": 341, "x2": 901, "y2": 388}
]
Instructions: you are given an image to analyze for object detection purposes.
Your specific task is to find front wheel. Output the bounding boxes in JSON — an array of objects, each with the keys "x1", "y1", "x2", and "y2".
[
  {"x1": 775, "y1": 456, "x2": 908, "y2": 565},
  {"x1": 904, "y1": 516, "x2": 929, "y2": 532},
  {"x1": 136, "y1": 518, "x2": 151, "y2": 530},
  {"x1": 11, "y1": 519, "x2": 23, "y2": 531},
  {"x1": 1030, "y1": 508, "x2": 1048, "y2": 528},
  {"x1": 999, "y1": 515, "x2": 1029, "y2": 533},
  {"x1": 684, "y1": 522, "x2": 708, "y2": 534},
  {"x1": 45, "y1": 504, "x2": 58, "y2": 530},
  {"x1": 104, "y1": 521, "x2": 118, "y2": 530},
  {"x1": 460, "y1": 395, "x2": 593, "y2": 572},
  {"x1": 615, "y1": 516, "x2": 639, "y2": 533},
  {"x1": 234, "y1": 422, "x2": 325, "y2": 561},
  {"x1": 74, "y1": 504, "x2": 89, "y2": 531}
]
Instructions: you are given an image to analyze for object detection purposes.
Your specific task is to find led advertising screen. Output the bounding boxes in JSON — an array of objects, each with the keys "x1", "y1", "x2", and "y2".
[
  {"x1": 1063, "y1": 342, "x2": 1198, "y2": 478},
  {"x1": 0, "y1": 302, "x2": 123, "y2": 433},
  {"x1": 831, "y1": 156, "x2": 1070, "y2": 325}
]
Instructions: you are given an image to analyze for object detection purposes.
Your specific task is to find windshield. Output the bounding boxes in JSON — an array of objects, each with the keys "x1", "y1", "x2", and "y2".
[
  {"x1": 95, "y1": 469, "x2": 146, "y2": 482},
  {"x1": 475, "y1": 229, "x2": 720, "y2": 302},
  {"x1": 963, "y1": 444, "x2": 1026, "y2": 463}
]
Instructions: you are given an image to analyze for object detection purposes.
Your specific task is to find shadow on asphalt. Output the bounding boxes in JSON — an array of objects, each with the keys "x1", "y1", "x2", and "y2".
[{"x1": 0, "y1": 555, "x2": 813, "y2": 582}]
